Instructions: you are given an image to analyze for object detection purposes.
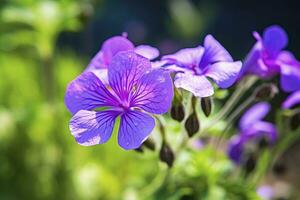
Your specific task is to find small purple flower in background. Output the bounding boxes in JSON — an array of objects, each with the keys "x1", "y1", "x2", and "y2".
[
  {"x1": 241, "y1": 25, "x2": 288, "y2": 78},
  {"x1": 241, "y1": 25, "x2": 300, "y2": 93},
  {"x1": 161, "y1": 35, "x2": 242, "y2": 97},
  {"x1": 228, "y1": 102, "x2": 277, "y2": 164},
  {"x1": 282, "y1": 91, "x2": 300, "y2": 109},
  {"x1": 65, "y1": 51, "x2": 173, "y2": 150},
  {"x1": 257, "y1": 185, "x2": 273, "y2": 200},
  {"x1": 189, "y1": 139, "x2": 204, "y2": 150},
  {"x1": 86, "y1": 35, "x2": 159, "y2": 83}
]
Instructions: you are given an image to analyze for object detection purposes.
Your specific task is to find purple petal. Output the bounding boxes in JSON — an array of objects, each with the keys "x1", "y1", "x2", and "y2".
[
  {"x1": 88, "y1": 36, "x2": 134, "y2": 69},
  {"x1": 135, "y1": 45, "x2": 159, "y2": 60},
  {"x1": 257, "y1": 185, "x2": 273, "y2": 200},
  {"x1": 118, "y1": 110, "x2": 155, "y2": 150},
  {"x1": 247, "y1": 121, "x2": 277, "y2": 144},
  {"x1": 239, "y1": 102, "x2": 270, "y2": 130},
  {"x1": 280, "y1": 63, "x2": 300, "y2": 92},
  {"x1": 65, "y1": 72, "x2": 119, "y2": 115},
  {"x1": 174, "y1": 73, "x2": 214, "y2": 97},
  {"x1": 163, "y1": 64, "x2": 191, "y2": 73},
  {"x1": 108, "y1": 51, "x2": 152, "y2": 100},
  {"x1": 282, "y1": 91, "x2": 300, "y2": 109},
  {"x1": 162, "y1": 47, "x2": 205, "y2": 69},
  {"x1": 87, "y1": 51, "x2": 106, "y2": 69},
  {"x1": 69, "y1": 110, "x2": 120, "y2": 146},
  {"x1": 204, "y1": 61, "x2": 242, "y2": 88},
  {"x1": 278, "y1": 50, "x2": 297, "y2": 64},
  {"x1": 101, "y1": 36, "x2": 134, "y2": 65},
  {"x1": 84, "y1": 67, "x2": 109, "y2": 85},
  {"x1": 130, "y1": 69, "x2": 174, "y2": 114},
  {"x1": 228, "y1": 135, "x2": 244, "y2": 164},
  {"x1": 199, "y1": 35, "x2": 233, "y2": 68},
  {"x1": 240, "y1": 42, "x2": 264, "y2": 77},
  {"x1": 263, "y1": 25, "x2": 288, "y2": 58},
  {"x1": 151, "y1": 60, "x2": 168, "y2": 69}
]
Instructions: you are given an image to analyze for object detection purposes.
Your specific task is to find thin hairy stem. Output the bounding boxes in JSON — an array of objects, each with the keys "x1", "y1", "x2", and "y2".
[{"x1": 202, "y1": 76, "x2": 258, "y2": 132}]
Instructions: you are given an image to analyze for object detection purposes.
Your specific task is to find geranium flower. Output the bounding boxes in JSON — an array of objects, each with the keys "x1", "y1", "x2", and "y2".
[
  {"x1": 257, "y1": 185, "x2": 273, "y2": 200},
  {"x1": 228, "y1": 102, "x2": 277, "y2": 164},
  {"x1": 65, "y1": 51, "x2": 173, "y2": 150},
  {"x1": 86, "y1": 35, "x2": 159, "y2": 83},
  {"x1": 161, "y1": 35, "x2": 242, "y2": 97},
  {"x1": 241, "y1": 25, "x2": 300, "y2": 92},
  {"x1": 241, "y1": 25, "x2": 288, "y2": 78}
]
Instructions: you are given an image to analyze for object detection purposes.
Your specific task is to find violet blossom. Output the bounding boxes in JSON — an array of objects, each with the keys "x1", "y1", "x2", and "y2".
[
  {"x1": 241, "y1": 25, "x2": 300, "y2": 92},
  {"x1": 65, "y1": 51, "x2": 173, "y2": 150},
  {"x1": 86, "y1": 35, "x2": 159, "y2": 83},
  {"x1": 161, "y1": 35, "x2": 242, "y2": 97},
  {"x1": 228, "y1": 102, "x2": 277, "y2": 164},
  {"x1": 257, "y1": 185, "x2": 274, "y2": 200}
]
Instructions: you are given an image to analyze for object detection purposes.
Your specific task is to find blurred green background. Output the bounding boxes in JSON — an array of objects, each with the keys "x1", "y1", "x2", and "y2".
[{"x1": 0, "y1": 0, "x2": 299, "y2": 199}]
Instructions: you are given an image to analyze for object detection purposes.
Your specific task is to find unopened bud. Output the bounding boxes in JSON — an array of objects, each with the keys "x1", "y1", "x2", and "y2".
[
  {"x1": 258, "y1": 137, "x2": 269, "y2": 149},
  {"x1": 254, "y1": 83, "x2": 278, "y2": 101},
  {"x1": 244, "y1": 154, "x2": 256, "y2": 175},
  {"x1": 171, "y1": 103, "x2": 185, "y2": 122},
  {"x1": 273, "y1": 161, "x2": 286, "y2": 176},
  {"x1": 290, "y1": 112, "x2": 300, "y2": 130},
  {"x1": 159, "y1": 143, "x2": 175, "y2": 167},
  {"x1": 134, "y1": 147, "x2": 144, "y2": 153},
  {"x1": 184, "y1": 112, "x2": 200, "y2": 137},
  {"x1": 143, "y1": 138, "x2": 156, "y2": 151},
  {"x1": 201, "y1": 97, "x2": 212, "y2": 117}
]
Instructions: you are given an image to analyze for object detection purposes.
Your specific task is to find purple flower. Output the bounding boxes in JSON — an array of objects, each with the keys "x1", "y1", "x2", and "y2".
[
  {"x1": 257, "y1": 185, "x2": 273, "y2": 200},
  {"x1": 282, "y1": 90, "x2": 300, "y2": 109},
  {"x1": 65, "y1": 51, "x2": 173, "y2": 150},
  {"x1": 161, "y1": 35, "x2": 242, "y2": 97},
  {"x1": 241, "y1": 25, "x2": 300, "y2": 91},
  {"x1": 86, "y1": 35, "x2": 159, "y2": 83},
  {"x1": 241, "y1": 25, "x2": 288, "y2": 78},
  {"x1": 228, "y1": 102, "x2": 277, "y2": 164}
]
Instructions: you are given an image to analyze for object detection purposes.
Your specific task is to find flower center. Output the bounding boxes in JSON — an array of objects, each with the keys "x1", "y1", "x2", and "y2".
[{"x1": 190, "y1": 64, "x2": 203, "y2": 75}]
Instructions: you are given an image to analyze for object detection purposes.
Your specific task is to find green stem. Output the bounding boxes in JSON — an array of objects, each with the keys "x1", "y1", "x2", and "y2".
[
  {"x1": 214, "y1": 96, "x2": 255, "y2": 149},
  {"x1": 224, "y1": 95, "x2": 255, "y2": 133},
  {"x1": 156, "y1": 116, "x2": 166, "y2": 142},
  {"x1": 202, "y1": 76, "x2": 257, "y2": 133},
  {"x1": 175, "y1": 94, "x2": 193, "y2": 153}
]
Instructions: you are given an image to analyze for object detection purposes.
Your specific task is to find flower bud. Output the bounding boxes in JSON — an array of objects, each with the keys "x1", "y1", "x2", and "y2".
[
  {"x1": 134, "y1": 147, "x2": 144, "y2": 153},
  {"x1": 171, "y1": 103, "x2": 185, "y2": 122},
  {"x1": 254, "y1": 83, "x2": 278, "y2": 101},
  {"x1": 290, "y1": 112, "x2": 300, "y2": 130},
  {"x1": 159, "y1": 143, "x2": 175, "y2": 167},
  {"x1": 273, "y1": 161, "x2": 286, "y2": 176},
  {"x1": 244, "y1": 154, "x2": 256, "y2": 175},
  {"x1": 143, "y1": 138, "x2": 156, "y2": 151},
  {"x1": 258, "y1": 137, "x2": 269, "y2": 150},
  {"x1": 184, "y1": 112, "x2": 200, "y2": 137},
  {"x1": 201, "y1": 97, "x2": 212, "y2": 117}
]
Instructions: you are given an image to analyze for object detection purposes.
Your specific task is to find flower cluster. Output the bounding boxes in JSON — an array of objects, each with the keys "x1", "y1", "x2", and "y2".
[
  {"x1": 65, "y1": 33, "x2": 242, "y2": 150},
  {"x1": 65, "y1": 25, "x2": 300, "y2": 169}
]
